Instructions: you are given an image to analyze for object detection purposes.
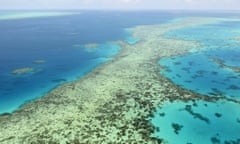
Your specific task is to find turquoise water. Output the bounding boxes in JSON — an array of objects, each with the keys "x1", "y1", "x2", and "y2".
[
  {"x1": 159, "y1": 51, "x2": 240, "y2": 98},
  {"x1": 124, "y1": 29, "x2": 141, "y2": 44},
  {"x1": 152, "y1": 19, "x2": 240, "y2": 143},
  {"x1": 159, "y1": 20, "x2": 240, "y2": 98},
  {"x1": 150, "y1": 100, "x2": 240, "y2": 144}
]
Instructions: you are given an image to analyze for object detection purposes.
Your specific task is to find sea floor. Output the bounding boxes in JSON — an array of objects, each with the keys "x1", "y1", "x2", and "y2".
[{"x1": 0, "y1": 16, "x2": 240, "y2": 143}]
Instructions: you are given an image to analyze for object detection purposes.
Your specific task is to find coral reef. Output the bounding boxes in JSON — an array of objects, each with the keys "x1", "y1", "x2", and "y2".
[{"x1": 1, "y1": 17, "x2": 237, "y2": 143}]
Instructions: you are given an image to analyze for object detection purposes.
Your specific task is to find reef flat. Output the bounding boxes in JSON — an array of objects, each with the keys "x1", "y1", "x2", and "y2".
[{"x1": 0, "y1": 17, "x2": 238, "y2": 143}]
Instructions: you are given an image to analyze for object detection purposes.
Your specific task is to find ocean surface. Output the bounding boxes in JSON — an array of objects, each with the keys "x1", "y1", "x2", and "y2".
[
  {"x1": 0, "y1": 11, "x2": 179, "y2": 114},
  {"x1": 1, "y1": 10, "x2": 240, "y2": 143}
]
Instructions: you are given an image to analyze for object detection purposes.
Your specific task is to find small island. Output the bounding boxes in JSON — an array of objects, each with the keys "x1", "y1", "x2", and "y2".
[{"x1": 12, "y1": 67, "x2": 34, "y2": 75}]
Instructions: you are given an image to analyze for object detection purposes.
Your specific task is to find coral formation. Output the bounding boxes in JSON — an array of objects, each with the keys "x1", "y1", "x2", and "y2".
[
  {"x1": 171, "y1": 123, "x2": 183, "y2": 135},
  {"x1": 1, "y1": 17, "x2": 239, "y2": 143}
]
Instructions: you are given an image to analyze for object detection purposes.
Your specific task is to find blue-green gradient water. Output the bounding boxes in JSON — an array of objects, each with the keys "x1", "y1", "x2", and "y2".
[
  {"x1": 1, "y1": 10, "x2": 240, "y2": 143},
  {"x1": 0, "y1": 11, "x2": 181, "y2": 114},
  {"x1": 152, "y1": 16, "x2": 240, "y2": 143}
]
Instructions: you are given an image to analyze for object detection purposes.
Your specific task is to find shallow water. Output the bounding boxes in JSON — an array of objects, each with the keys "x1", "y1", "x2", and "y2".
[
  {"x1": 153, "y1": 16, "x2": 240, "y2": 143},
  {"x1": 159, "y1": 50, "x2": 240, "y2": 98}
]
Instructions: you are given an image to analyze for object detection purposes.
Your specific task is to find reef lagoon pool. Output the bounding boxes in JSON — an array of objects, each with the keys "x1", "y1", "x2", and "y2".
[
  {"x1": 152, "y1": 14, "x2": 240, "y2": 144},
  {"x1": 150, "y1": 100, "x2": 240, "y2": 144},
  {"x1": 159, "y1": 20, "x2": 240, "y2": 98}
]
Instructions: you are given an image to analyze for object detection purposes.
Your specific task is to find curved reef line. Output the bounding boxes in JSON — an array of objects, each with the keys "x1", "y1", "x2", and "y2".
[{"x1": 0, "y1": 17, "x2": 237, "y2": 143}]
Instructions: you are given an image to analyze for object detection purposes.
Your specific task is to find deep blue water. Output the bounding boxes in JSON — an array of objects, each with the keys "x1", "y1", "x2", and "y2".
[{"x1": 0, "y1": 11, "x2": 181, "y2": 114}]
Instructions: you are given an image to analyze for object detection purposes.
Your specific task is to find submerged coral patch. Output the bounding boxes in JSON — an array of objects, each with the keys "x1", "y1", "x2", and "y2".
[
  {"x1": 84, "y1": 43, "x2": 99, "y2": 49},
  {"x1": 159, "y1": 51, "x2": 240, "y2": 98},
  {"x1": 171, "y1": 123, "x2": 183, "y2": 135},
  {"x1": 12, "y1": 67, "x2": 34, "y2": 75},
  {"x1": 33, "y1": 60, "x2": 46, "y2": 64}
]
